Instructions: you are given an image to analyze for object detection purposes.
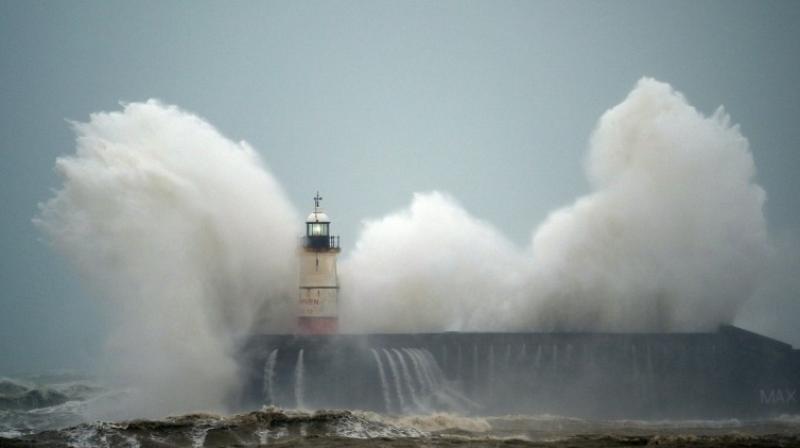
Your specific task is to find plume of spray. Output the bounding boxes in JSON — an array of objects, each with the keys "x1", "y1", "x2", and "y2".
[
  {"x1": 35, "y1": 77, "x2": 774, "y2": 417},
  {"x1": 35, "y1": 100, "x2": 298, "y2": 418},
  {"x1": 522, "y1": 78, "x2": 769, "y2": 331},
  {"x1": 341, "y1": 78, "x2": 770, "y2": 333},
  {"x1": 339, "y1": 192, "x2": 526, "y2": 332}
]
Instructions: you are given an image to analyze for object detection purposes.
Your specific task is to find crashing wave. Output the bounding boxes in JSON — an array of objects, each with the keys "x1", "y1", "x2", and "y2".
[
  {"x1": 2, "y1": 408, "x2": 427, "y2": 447},
  {"x1": 370, "y1": 411, "x2": 492, "y2": 433},
  {"x1": 0, "y1": 377, "x2": 103, "y2": 411},
  {"x1": 0, "y1": 378, "x2": 116, "y2": 437},
  {"x1": 2, "y1": 408, "x2": 800, "y2": 447}
]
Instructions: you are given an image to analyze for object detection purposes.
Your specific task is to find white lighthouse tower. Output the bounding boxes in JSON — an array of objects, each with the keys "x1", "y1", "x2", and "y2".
[{"x1": 297, "y1": 192, "x2": 340, "y2": 334}]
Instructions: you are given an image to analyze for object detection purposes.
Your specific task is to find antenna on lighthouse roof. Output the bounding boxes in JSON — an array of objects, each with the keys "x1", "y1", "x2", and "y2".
[{"x1": 313, "y1": 191, "x2": 323, "y2": 210}]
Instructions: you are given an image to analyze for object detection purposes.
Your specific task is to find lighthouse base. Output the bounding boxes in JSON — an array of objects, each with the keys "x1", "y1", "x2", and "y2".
[{"x1": 296, "y1": 317, "x2": 338, "y2": 335}]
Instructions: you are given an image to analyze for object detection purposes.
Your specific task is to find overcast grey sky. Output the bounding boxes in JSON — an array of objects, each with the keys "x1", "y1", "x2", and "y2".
[{"x1": 1, "y1": 1, "x2": 799, "y2": 374}]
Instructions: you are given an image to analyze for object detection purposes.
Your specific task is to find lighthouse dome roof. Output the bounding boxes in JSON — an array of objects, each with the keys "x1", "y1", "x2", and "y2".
[{"x1": 306, "y1": 210, "x2": 330, "y2": 223}]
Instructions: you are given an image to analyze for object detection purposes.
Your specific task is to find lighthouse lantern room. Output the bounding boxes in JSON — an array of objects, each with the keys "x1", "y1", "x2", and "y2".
[{"x1": 297, "y1": 192, "x2": 340, "y2": 334}]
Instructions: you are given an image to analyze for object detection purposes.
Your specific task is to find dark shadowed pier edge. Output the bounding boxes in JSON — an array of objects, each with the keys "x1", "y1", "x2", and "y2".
[{"x1": 239, "y1": 325, "x2": 800, "y2": 418}]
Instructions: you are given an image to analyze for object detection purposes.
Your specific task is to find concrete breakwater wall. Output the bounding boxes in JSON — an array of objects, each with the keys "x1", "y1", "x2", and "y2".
[{"x1": 239, "y1": 326, "x2": 799, "y2": 418}]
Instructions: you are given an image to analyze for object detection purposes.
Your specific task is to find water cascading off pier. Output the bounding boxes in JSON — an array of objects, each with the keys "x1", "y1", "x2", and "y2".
[{"x1": 240, "y1": 327, "x2": 800, "y2": 418}]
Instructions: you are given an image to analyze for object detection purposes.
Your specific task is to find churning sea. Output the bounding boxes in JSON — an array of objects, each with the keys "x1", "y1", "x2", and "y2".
[{"x1": 1, "y1": 372, "x2": 799, "y2": 448}]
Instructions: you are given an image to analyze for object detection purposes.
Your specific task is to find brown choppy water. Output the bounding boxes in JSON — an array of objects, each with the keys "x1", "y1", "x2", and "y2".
[
  {"x1": 2, "y1": 377, "x2": 799, "y2": 447},
  {"x1": 2, "y1": 408, "x2": 800, "y2": 448}
]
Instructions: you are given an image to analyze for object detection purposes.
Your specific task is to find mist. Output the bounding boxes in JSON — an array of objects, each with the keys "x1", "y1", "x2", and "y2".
[
  {"x1": 36, "y1": 78, "x2": 776, "y2": 417},
  {"x1": 520, "y1": 78, "x2": 769, "y2": 331},
  {"x1": 342, "y1": 78, "x2": 770, "y2": 333},
  {"x1": 339, "y1": 191, "x2": 527, "y2": 332},
  {"x1": 35, "y1": 101, "x2": 298, "y2": 418}
]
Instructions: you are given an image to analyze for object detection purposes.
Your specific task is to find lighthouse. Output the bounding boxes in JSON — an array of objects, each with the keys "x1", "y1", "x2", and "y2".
[{"x1": 297, "y1": 192, "x2": 340, "y2": 334}]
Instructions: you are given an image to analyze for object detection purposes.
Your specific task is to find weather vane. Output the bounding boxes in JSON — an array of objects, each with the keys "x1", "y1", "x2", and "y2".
[{"x1": 314, "y1": 191, "x2": 323, "y2": 209}]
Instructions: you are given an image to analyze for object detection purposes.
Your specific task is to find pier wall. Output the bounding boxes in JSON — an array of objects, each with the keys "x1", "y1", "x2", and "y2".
[{"x1": 239, "y1": 326, "x2": 800, "y2": 418}]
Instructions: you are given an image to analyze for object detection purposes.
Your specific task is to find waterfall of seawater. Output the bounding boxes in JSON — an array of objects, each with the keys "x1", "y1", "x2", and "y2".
[
  {"x1": 294, "y1": 349, "x2": 305, "y2": 409},
  {"x1": 423, "y1": 349, "x2": 441, "y2": 390},
  {"x1": 392, "y1": 348, "x2": 420, "y2": 408},
  {"x1": 383, "y1": 348, "x2": 406, "y2": 411},
  {"x1": 369, "y1": 347, "x2": 470, "y2": 414},
  {"x1": 371, "y1": 348, "x2": 393, "y2": 412},
  {"x1": 425, "y1": 350, "x2": 447, "y2": 397},
  {"x1": 422, "y1": 350, "x2": 445, "y2": 391},
  {"x1": 403, "y1": 348, "x2": 428, "y2": 397},
  {"x1": 258, "y1": 345, "x2": 475, "y2": 414},
  {"x1": 262, "y1": 349, "x2": 278, "y2": 405}
]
